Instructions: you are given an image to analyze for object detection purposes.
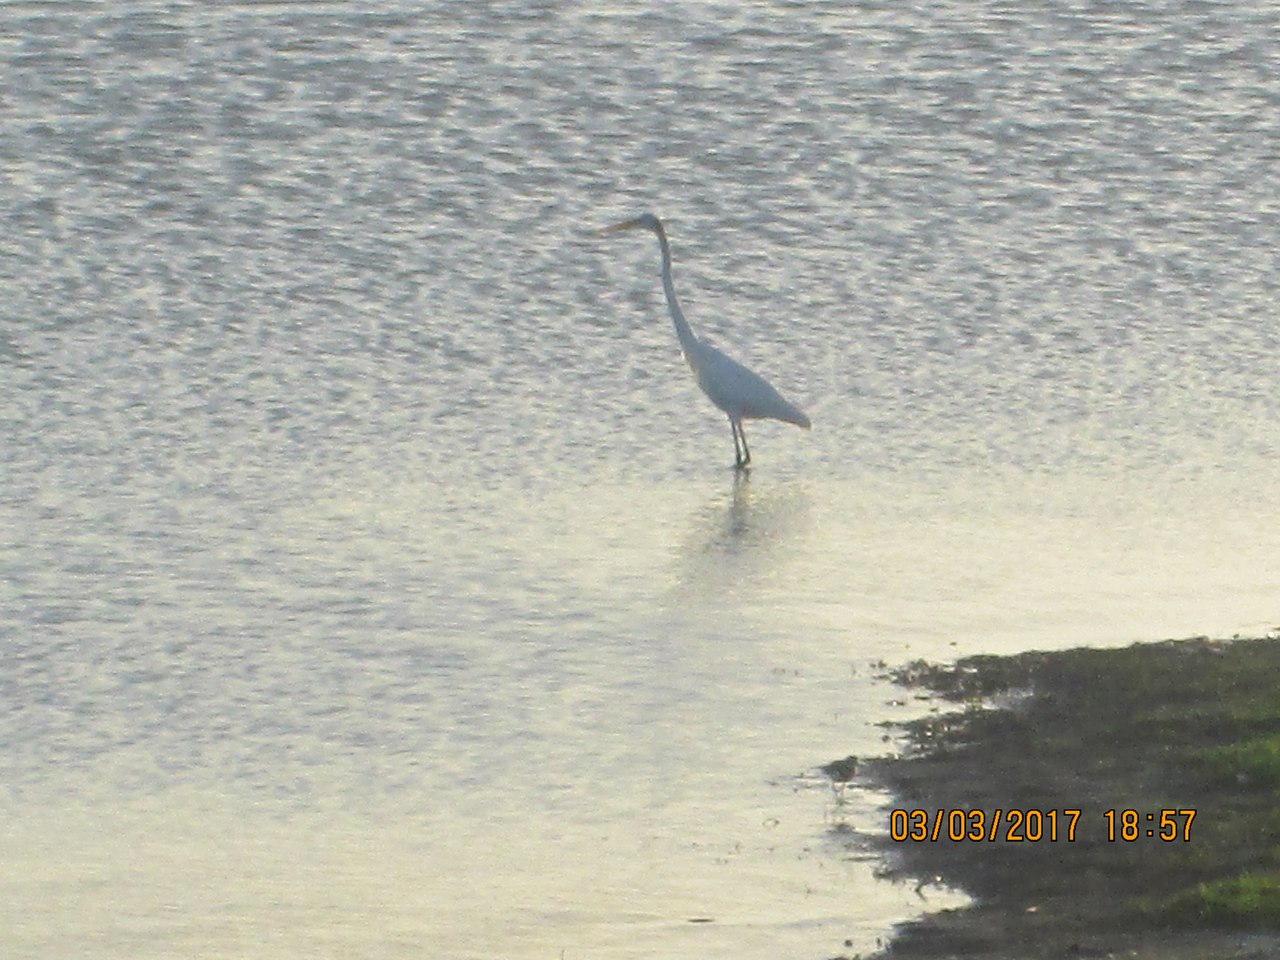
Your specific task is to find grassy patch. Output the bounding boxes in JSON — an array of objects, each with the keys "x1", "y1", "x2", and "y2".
[
  {"x1": 1198, "y1": 736, "x2": 1280, "y2": 788},
  {"x1": 1171, "y1": 873, "x2": 1280, "y2": 928}
]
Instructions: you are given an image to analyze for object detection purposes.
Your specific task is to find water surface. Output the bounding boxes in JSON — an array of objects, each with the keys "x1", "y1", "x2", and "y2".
[{"x1": 2, "y1": 2, "x2": 1278, "y2": 958}]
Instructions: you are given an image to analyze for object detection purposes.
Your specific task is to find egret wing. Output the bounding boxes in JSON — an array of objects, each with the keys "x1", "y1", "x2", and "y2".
[{"x1": 693, "y1": 341, "x2": 810, "y2": 428}]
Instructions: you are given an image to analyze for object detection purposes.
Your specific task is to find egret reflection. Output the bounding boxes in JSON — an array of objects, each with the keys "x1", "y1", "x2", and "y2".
[{"x1": 672, "y1": 474, "x2": 811, "y2": 604}]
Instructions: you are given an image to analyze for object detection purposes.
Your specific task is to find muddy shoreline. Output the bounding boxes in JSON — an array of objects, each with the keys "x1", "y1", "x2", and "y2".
[{"x1": 848, "y1": 635, "x2": 1280, "y2": 960}]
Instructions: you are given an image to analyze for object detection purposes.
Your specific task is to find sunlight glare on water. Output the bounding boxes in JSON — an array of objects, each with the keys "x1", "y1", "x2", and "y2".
[{"x1": 2, "y1": 1, "x2": 1279, "y2": 958}]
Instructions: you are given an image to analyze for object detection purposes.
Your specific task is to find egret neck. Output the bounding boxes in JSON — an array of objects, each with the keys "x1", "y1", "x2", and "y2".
[{"x1": 651, "y1": 220, "x2": 701, "y2": 366}]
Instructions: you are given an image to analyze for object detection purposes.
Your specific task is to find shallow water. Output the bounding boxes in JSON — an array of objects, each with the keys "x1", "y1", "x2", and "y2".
[{"x1": 2, "y1": 2, "x2": 1279, "y2": 958}]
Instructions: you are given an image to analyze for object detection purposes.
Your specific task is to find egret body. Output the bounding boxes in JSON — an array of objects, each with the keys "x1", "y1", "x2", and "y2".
[{"x1": 598, "y1": 213, "x2": 811, "y2": 468}]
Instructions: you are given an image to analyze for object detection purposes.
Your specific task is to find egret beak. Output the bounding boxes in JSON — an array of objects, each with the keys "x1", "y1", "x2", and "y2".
[{"x1": 594, "y1": 217, "x2": 646, "y2": 236}]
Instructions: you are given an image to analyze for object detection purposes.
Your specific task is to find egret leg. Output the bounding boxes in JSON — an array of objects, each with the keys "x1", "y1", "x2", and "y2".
[{"x1": 730, "y1": 417, "x2": 750, "y2": 469}]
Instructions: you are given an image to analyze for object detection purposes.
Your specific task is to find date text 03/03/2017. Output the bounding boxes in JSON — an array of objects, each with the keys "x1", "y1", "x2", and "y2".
[{"x1": 889, "y1": 809, "x2": 1197, "y2": 843}]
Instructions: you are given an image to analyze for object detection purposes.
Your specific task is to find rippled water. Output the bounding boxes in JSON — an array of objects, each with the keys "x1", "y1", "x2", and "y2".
[{"x1": 3, "y1": 3, "x2": 1279, "y2": 958}]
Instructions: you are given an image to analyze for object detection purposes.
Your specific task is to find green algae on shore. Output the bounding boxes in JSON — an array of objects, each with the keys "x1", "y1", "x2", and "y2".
[{"x1": 852, "y1": 635, "x2": 1280, "y2": 960}]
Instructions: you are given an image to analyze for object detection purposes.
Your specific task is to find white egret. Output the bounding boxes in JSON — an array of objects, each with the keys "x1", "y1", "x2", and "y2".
[{"x1": 598, "y1": 213, "x2": 811, "y2": 468}]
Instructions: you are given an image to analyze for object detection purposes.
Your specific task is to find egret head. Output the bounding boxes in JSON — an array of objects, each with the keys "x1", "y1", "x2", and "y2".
[{"x1": 596, "y1": 212, "x2": 664, "y2": 237}]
